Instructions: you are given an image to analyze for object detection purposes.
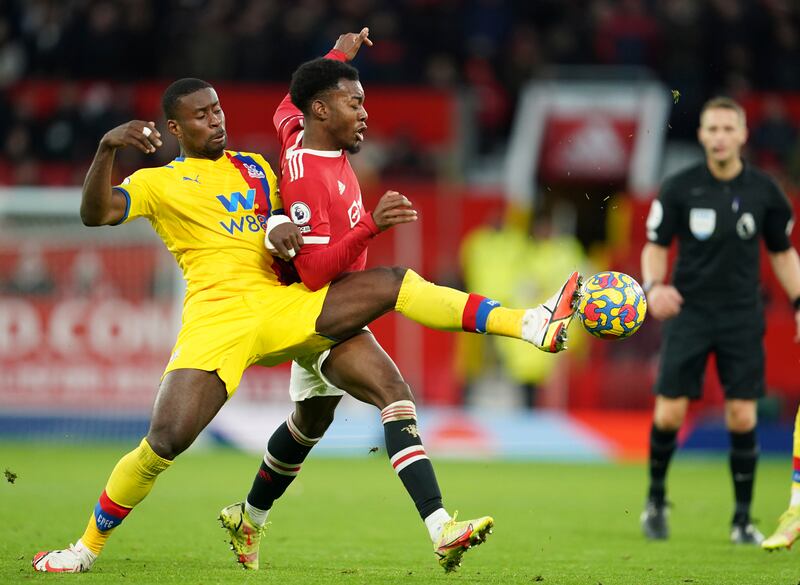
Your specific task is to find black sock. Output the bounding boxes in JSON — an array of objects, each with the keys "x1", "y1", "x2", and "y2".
[
  {"x1": 381, "y1": 400, "x2": 443, "y2": 520},
  {"x1": 246, "y1": 417, "x2": 319, "y2": 511},
  {"x1": 648, "y1": 423, "x2": 678, "y2": 505},
  {"x1": 729, "y1": 429, "x2": 758, "y2": 524}
]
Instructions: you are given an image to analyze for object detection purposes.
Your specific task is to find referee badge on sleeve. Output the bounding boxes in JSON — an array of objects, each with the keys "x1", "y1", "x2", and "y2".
[
  {"x1": 646, "y1": 200, "x2": 663, "y2": 241},
  {"x1": 689, "y1": 208, "x2": 716, "y2": 240}
]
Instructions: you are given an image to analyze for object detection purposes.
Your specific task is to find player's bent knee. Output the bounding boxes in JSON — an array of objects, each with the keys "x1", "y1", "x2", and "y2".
[
  {"x1": 653, "y1": 396, "x2": 688, "y2": 431},
  {"x1": 296, "y1": 413, "x2": 335, "y2": 439},
  {"x1": 363, "y1": 266, "x2": 407, "y2": 288},
  {"x1": 725, "y1": 400, "x2": 757, "y2": 432},
  {"x1": 654, "y1": 418, "x2": 682, "y2": 432},
  {"x1": 728, "y1": 420, "x2": 756, "y2": 433},
  {"x1": 145, "y1": 430, "x2": 191, "y2": 460},
  {"x1": 727, "y1": 413, "x2": 757, "y2": 433},
  {"x1": 293, "y1": 403, "x2": 337, "y2": 438},
  {"x1": 377, "y1": 381, "x2": 414, "y2": 409},
  {"x1": 653, "y1": 409, "x2": 685, "y2": 431},
  {"x1": 387, "y1": 266, "x2": 408, "y2": 283}
]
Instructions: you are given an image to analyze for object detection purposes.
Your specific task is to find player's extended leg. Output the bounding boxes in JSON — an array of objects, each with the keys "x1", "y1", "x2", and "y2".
[
  {"x1": 641, "y1": 395, "x2": 688, "y2": 540},
  {"x1": 317, "y1": 267, "x2": 582, "y2": 353},
  {"x1": 763, "y1": 405, "x2": 800, "y2": 551},
  {"x1": 321, "y1": 332, "x2": 493, "y2": 572},
  {"x1": 725, "y1": 398, "x2": 764, "y2": 544},
  {"x1": 220, "y1": 395, "x2": 341, "y2": 569},
  {"x1": 32, "y1": 369, "x2": 227, "y2": 573}
]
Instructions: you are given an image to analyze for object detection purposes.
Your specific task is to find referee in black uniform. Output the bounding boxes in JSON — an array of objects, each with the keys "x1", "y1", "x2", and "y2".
[{"x1": 640, "y1": 97, "x2": 800, "y2": 544}]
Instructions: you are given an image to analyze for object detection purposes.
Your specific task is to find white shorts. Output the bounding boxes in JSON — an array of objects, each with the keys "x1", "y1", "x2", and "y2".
[
  {"x1": 289, "y1": 328, "x2": 372, "y2": 402},
  {"x1": 289, "y1": 349, "x2": 344, "y2": 402}
]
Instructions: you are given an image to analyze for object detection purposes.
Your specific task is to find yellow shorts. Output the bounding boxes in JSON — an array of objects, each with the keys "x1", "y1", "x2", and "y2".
[{"x1": 163, "y1": 282, "x2": 334, "y2": 396}]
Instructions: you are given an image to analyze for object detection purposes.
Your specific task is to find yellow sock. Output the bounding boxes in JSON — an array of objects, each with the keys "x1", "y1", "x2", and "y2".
[
  {"x1": 486, "y1": 307, "x2": 526, "y2": 338},
  {"x1": 80, "y1": 438, "x2": 172, "y2": 555},
  {"x1": 395, "y1": 269, "x2": 522, "y2": 338},
  {"x1": 792, "y1": 407, "x2": 800, "y2": 508}
]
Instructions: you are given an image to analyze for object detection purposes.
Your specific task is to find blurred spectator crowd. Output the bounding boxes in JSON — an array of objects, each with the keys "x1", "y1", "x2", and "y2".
[{"x1": 2, "y1": 0, "x2": 800, "y2": 186}]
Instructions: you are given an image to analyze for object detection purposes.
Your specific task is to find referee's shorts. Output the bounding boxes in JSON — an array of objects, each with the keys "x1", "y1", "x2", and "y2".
[{"x1": 653, "y1": 301, "x2": 765, "y2": 400}]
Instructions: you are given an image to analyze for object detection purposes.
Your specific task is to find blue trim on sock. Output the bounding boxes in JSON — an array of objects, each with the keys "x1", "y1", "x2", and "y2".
[
  {"x1": 475, "y1": 299, "x2": 501, "y2": 334},
  {"x1": 93, "y1": 503, "x2": 124, "y2": 531}
]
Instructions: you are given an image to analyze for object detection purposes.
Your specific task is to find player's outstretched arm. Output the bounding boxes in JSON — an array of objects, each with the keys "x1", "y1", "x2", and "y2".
[{"x1": 81, "y1": 121, "x2": 162, "y2": 226}]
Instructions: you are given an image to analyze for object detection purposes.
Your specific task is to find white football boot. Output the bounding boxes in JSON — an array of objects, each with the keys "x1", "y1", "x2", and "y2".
[
  {"x1": 32, "y1": 540, "x2": 97, "y2": 573},
  {"x1": 522, "y1": 271, "x2": 583, "y2": 352}
]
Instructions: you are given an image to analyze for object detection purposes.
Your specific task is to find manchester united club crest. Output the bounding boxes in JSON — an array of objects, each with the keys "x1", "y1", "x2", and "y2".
[
  {"x1": 401, "y1": 424, "x2": 419, "y2": 438},
  {"x1": 348, "y1": 200, "x2": 361, "y2": 228}
]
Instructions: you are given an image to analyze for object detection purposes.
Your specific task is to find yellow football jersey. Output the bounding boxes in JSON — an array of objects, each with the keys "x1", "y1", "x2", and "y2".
[{"x1": 115, "y1": 151, "x2": 292, "y2": 304}]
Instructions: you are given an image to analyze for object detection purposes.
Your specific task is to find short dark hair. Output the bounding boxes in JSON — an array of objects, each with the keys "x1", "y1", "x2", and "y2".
[
  {"x1": 700, "y1": 96, "x2": 746, "y2": 126},
  {"x1": 289, "y1": 58, "x2": 359, "y2": 115},
  {"x1": 162, "y1": 78, "x2": 213, "y2": 119}
]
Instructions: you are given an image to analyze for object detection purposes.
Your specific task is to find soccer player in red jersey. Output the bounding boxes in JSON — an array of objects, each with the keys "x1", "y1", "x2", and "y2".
[
  {"x1": 33, "y1": 30, "x2": 580, "y2": 576},
  {"x1": 220, "y1": 29, "x2": 580, "y2": 573}
]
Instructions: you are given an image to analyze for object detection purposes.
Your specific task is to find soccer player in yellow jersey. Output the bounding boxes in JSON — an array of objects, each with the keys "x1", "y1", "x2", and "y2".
[
  {"x1": 763, "y1": 289, "x2": 800, "y2": 551},
  {"x1": 33, "y1": 42, "x2": 582, "y2": 573},
  {"x1": 763, "y1": 409, "x2": 800, "y2": 551}
]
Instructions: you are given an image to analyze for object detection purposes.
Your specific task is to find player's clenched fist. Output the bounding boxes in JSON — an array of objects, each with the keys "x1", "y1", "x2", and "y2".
[
  {"x1": 100, "y1": 121, "x2": 163, "y2": 154},
  {"x1": 372, "y1": 190, "x2": 418, "y2": 231},
  {"x1": 268, "y1": 221, "x2": 304, "y2": 261}
]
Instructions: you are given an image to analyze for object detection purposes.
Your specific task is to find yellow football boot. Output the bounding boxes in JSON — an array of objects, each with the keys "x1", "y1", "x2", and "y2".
[
  {"x1": 433, "y1": 512, "x2": 494, "y2": 573},
  {"x1": 219, "y1": 502, "x2": 267, "y2": 570},
  {"x1": 762, "y1": 506, "x2": 800, "y2": 551}
]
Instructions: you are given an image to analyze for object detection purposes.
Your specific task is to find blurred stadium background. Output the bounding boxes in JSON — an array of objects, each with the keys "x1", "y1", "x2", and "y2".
[{"x1": 1, "y1": 0, "x2": 799, "y2": 464}]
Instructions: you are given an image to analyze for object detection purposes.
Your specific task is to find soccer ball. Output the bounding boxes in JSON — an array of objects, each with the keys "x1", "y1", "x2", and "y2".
[{"x1": 577, "y1": 271, "x2": 647, "y2": 339}]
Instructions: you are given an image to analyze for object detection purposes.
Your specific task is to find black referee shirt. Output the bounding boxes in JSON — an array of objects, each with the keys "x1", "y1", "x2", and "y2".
[{"x1": 646, "y1": 161, "x2": 794, "y2": 305}]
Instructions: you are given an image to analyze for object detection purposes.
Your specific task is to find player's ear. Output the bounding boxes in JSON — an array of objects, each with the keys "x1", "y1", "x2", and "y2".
[
  {"x1": 310, "y1": 99, "x2": 329, "y2": 121},
  {"x1": 166, "y1": 119, "x2": 181, "y2": 139}
]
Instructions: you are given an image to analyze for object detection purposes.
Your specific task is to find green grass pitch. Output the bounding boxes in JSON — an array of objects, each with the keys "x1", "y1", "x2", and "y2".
[{"x1": 1, "y1": 443, "x2": 799, "y2": 584}]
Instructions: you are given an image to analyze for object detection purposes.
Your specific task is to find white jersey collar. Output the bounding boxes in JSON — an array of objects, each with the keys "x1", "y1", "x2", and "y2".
[{"x1": 290, "y1": 130, "x2": 342, "y2": 157}]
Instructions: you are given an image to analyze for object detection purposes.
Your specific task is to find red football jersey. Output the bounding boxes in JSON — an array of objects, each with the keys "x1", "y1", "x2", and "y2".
[{"x1": 273, "y1": 53, "x2": 379, "y2": 291}]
